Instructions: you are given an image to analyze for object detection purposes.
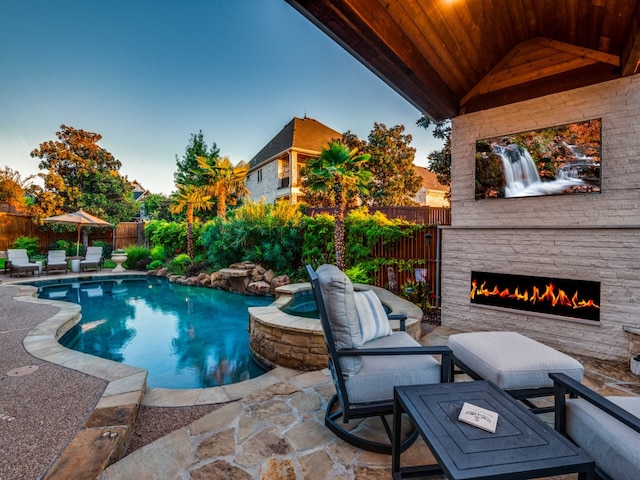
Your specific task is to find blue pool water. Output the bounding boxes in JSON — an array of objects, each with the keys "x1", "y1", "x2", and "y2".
[{"x1": 35, "y1": 277, "x2": 272, "y2": 389}]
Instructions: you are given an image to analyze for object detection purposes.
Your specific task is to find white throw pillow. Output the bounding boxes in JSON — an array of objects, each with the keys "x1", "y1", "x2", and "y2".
[{"x1": 354, "y1": 289, "x2": 392, "y2": 343}]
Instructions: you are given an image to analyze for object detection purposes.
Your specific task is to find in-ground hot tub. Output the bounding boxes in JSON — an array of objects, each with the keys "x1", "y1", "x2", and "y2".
[{"x1": 248, "y1": 282, "x2": 423, "y2": 371}]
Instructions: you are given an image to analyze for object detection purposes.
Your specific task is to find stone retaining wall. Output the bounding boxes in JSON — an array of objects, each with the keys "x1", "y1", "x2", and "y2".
[{"x1": 249, "y1": 283, "x2": 423, "y2": 371}]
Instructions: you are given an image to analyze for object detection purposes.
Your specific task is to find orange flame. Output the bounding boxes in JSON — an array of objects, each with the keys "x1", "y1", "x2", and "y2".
[{"x1": 471, "y1": 279, "x2": 599, "y2": 310}]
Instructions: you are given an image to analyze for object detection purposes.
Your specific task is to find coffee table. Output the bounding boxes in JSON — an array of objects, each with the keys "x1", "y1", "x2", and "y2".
[{"x1": 392, "y1": 381, "x2": 594, "y2": 480}]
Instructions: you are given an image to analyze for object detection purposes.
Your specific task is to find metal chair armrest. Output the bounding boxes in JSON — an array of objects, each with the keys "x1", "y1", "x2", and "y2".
[
  {"x1": 386, "y1": 313, "x2": 407, "y2": 331},
  {"x1": 550, "y1": 372, "x2": 640, "y2": 435},
  {"x1": 337, "y1": 346, "x2": 452, "y2": 383}
]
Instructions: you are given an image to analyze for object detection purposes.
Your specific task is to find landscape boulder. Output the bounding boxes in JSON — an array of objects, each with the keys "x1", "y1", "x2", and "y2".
[
  {"x1": 270, "y1": 275, "x2": 290, "y2": 295},
  {"x1": 246, "y1": 281, "x2": 271, "y2": 296}
]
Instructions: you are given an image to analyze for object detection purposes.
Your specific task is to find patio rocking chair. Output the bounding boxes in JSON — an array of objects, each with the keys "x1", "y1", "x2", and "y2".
[{"x1": 307, "y1": 264, "x2": 452, "y2": 454}]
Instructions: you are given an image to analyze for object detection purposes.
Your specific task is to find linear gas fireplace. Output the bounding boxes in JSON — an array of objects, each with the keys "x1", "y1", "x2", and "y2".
[{"x1": 470, "y1": 272, "x2": 600, "y2": 322}]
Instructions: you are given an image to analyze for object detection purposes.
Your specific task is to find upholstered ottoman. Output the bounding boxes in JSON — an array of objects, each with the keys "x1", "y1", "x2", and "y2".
[{"x1": 448, "y1": 331, "x2": 584, "y2": 412}]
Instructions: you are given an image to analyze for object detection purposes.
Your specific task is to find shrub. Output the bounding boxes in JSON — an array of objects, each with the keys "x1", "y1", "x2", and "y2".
[
  {"x1": 167, "y1": 253, "x2": 192, "y2": 275},
  {"x1": 345, "y1": 264, "x2": 370, "y2": 284},
  {"x1": 301, "y1": 213, "x2": 335, "y2": 267},
  {"x1": 122, "y1": 245, "x2": 150, "y2": 270},
  {"x1": 184, "y1": 260, "x2": 215, "y2": 277},
  {"x1": 91, "y1": 240, "x2": 113, "y2": 259},
  {"x1": 12, "y1": 236, "x2": 40, "y2": 258},
  {"x1": 399, "y1": 279, "x2": 432, "y2": 309},
  {"x1": 145, "y1": 220, "x2": 206, "y2": 258},
  {"x1": 147, "y1": 259, "x2": 164, "y2": 270},
  {"x1": 201, "y1": 200, "x2": 304, "y2": 274},
  {"x1": 150, "y1": 245, "x2": 166, "y2": 262},
  {"x1": 50, "y1": 239, "x2": 71, "y2": 255}
]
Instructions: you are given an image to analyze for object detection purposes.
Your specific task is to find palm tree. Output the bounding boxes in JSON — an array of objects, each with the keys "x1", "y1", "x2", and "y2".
[
  {"x1": 170, "y1": 184, "x2": 213, "y2": 259},
  {"x1": 306, "y1": 142, "x2": 371, "y2": 271},
  {"x1": 196, "y1": 156, "x2": 249, "y2": 219}
]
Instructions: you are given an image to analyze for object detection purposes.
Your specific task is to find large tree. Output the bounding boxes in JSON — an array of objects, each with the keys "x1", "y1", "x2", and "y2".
[
  {"x1": 29, "y1": 125, "x2": 138, "y2": 226},
  {"x1": 361, "y1": 123, "x2": 422, "y2": 206},
  {"x1": 417, "y1": 117, "x2": 452, "y2": 187},
  {"x1": 0, "y1": 166, "x2": 35, "y2": 209},
  {"x1": 196, "y1": 156, "x2": 249, "y2": 219},
  {"x1": 174, "y1": 130, "x2": 220, "y2": 187},
  {"x1": 142, "y1": 193, "x2": 173, "y2": 221},
  {"x1": 305, "y1": 142, "x2": 371, "y2": 271}
]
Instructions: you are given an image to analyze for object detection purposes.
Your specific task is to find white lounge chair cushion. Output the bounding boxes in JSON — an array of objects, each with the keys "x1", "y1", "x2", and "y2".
[
  {"x1": 448, "y1": 331, "x2": 583, "y2": 390},
  {"x1": 47, "y1": 250, "x2": 67, "y2": 268},
  {"x1": 566, "y1": 396, "x2": 640, "y2": 480},
  {"x1": 354, "y1": 289, "x2": 392, "y2": 343},
  {"x1": 7, "y1": 249, "x2": 33, "y2": 266},
  {"x1": 316, "y1": 264, "x2": 363, "y2": 376},
  {"x1": 345, "y1": 331, "x2": 441, "y2": 404}
]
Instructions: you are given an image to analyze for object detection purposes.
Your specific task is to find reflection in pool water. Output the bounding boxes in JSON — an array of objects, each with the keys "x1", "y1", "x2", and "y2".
[{"x1": 36, "y1": 277, "x2": 272, "y2": 389}]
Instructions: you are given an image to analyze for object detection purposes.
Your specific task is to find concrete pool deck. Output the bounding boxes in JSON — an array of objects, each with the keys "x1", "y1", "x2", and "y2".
[{"x1": 2, "y1": 269, "x2": 640, "y2": 479}]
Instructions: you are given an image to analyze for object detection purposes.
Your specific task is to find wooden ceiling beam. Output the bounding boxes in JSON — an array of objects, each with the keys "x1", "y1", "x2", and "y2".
[
  {"x1": 461, "y1": 37, "x2": 617, "y2": 108},
  {"x1": 621, "y1": 1, "x2": 640, "y2": 76},
  {"x1": 285, "y1": 0, "x2": 459, "y2": 120},
  {"x1": 537, "y1": 38, "x2": 619, "y2": 66},
  {"x1": 462, "y1": 62, "x2": 619, "y2": 115}
]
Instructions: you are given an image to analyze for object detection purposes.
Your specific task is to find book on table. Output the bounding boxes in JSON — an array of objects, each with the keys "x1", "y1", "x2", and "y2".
[{"x1": 458, "y1": 402, "x2": 499, "y2": 433}]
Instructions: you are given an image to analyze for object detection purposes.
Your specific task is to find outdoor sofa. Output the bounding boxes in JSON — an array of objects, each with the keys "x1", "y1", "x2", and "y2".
[{"x1": 551, "y1": 372, "x2": 640, "y2": 480}]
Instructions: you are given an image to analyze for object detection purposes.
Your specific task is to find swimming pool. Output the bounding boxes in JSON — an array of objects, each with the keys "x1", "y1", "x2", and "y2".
[{"x1": 35, "y1": 277, "x2": 273, "y2": 389}]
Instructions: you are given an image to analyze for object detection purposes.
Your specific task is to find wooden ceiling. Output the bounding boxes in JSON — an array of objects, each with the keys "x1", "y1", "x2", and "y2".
[{"x1": 286, "y1": 0, "x2": 640, "y2": 121}]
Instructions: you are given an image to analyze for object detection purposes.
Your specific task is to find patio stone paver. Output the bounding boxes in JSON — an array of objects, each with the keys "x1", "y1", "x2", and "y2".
[
  {"x1": 100, "y1": 326, "x2": 640, "y2": 480},
  {"x1": 3, "y1": 271, "x2": 639, "y2": 480}
]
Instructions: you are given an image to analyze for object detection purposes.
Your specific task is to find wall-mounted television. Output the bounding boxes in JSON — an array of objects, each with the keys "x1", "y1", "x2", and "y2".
[{"x1": 475, "y1": 119, "x2": 601, "y2": 199}]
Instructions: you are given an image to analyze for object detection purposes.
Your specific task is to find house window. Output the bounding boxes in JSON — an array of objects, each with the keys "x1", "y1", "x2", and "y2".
[{"x1": 257, "y1": 169, "x2": 263, "y2": 183}]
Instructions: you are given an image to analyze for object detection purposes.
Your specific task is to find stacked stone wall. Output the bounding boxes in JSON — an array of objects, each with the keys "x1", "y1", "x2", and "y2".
[{"x1": 444, "y1": 76, "x2": 640, "y2": 360}]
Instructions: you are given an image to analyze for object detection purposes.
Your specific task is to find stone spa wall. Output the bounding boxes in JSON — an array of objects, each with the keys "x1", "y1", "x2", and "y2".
[{"x1": 249, "y1": 283, "x2": 424, "y2": 371}]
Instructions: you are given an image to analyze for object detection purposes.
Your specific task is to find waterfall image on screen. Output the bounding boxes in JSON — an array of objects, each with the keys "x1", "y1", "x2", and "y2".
[{"x1": 475, "y1": 119, "x2": 601, "y2": 199}]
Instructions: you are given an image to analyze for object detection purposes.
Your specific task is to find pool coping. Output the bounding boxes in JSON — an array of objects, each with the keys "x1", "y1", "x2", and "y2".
[
  {"x1": 9, "y1": 273, "x2": 297, "y2": 408},
  {"x1": 5, "y1": 272, "x2": 306, "y2": 479}
]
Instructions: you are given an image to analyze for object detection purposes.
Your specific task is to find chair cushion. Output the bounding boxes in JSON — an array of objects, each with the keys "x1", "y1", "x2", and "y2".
[
  {"x1": 48, "y1": 250, "x2": 66, "y2": 262},
  {"x1": 7, "y1": 249, "x2": 31, "y2": 264},
  {"x1": 345, "y1": 331, "x2": 441, "y2": 404},
  {"x1": 566, "y1": 396, "x2": 640, "y2": 480},
  {"x1": 316, "y1": 264, "x2": 362, "y2": 376},
  {"x1": 448, "y1": 331, "x2": 583, "y2": 390},
  {"x1": 354, "y1": 289, "x2": 392, "y2": 343}
]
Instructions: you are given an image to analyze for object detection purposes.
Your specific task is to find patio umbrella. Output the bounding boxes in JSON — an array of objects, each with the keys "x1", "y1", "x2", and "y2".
[{"x1": 42, "y1": 209, "x2": 113, "y2": 256}]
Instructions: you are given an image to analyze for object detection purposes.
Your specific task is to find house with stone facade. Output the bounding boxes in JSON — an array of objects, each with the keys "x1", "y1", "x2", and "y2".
[
  {"x1": 245, "y1": 116, "x2": 341, "y2": 204},
  {"x1": 287, "y1": 1, "x2": 640, "y2": 362}
]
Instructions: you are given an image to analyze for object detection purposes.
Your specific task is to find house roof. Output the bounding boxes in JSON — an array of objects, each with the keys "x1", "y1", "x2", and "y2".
[
  {"x1": 286, "y1": 0, "x2": 640, "y2": 121},
  {"x1": 249, "y1": 117, "x2": 341, "y2": 169},
  {"x1": 414, "y1": 166, "x2": 449, "y2": 193}
]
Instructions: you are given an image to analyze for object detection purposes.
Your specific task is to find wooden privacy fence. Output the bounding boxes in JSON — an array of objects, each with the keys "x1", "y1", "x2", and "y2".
[
  {"x1": 0, "y1": 212, "x2": 144, "y2": 253},
  {"x1": 370, "y1": 225, "x2": 439, "y2": 291},
  {"x1": 307, "y1": 206, "x2": 450, "y2": 294}
]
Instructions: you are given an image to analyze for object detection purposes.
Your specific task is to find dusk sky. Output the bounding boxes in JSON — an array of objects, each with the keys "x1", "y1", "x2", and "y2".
[{"x1": 0, "y1": 0, "x2": 444, "y2": 195}]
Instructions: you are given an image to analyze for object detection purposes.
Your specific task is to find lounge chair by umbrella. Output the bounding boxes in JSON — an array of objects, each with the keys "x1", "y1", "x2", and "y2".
[{"x1": 42, "y1": 209, "x2": 113, "y2": 256}]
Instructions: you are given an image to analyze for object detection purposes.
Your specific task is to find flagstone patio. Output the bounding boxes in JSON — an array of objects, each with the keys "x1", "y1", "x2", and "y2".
[{"x1": 2, "y1": 271, "x2": 639, "y2": 480}]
